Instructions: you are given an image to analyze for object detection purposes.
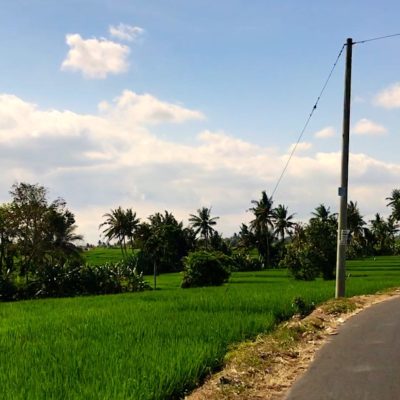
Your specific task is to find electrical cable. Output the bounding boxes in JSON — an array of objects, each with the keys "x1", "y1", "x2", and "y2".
[
  {"x1": 271, "y1": 44, "x2": 345, "y2": 198},
  {"x1": 354, "y1": 33, "x2": 400, "y2": 45},
  {"x1": 270, "y1": 32, "x2": 400, "y2": 198}
]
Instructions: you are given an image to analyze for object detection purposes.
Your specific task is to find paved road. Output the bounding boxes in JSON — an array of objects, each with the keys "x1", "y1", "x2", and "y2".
[{"x1": 285, "y1": 296, "x2": 400, "y2": 400}]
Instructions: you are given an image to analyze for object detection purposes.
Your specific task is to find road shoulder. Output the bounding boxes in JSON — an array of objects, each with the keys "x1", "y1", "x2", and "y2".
[{"x1": 186, "y1": 288, "x2": 400, "y2": 400}]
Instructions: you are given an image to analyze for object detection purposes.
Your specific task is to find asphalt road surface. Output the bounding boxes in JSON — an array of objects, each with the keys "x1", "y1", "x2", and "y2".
[{"x1": 285, "y1": 296, "x2": 400, "y2": 400}]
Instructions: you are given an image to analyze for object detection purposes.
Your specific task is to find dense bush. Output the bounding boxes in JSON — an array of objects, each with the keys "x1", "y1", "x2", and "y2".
[
  {"x1": 0, "y1": 261, "x2": 151, "y2": 301},
  {"x1": 181, "y1": 251, "x2": 231, "y2": 288},
  {"x1": 231, "y1": 252, "x2": 263, "y2": 271}
]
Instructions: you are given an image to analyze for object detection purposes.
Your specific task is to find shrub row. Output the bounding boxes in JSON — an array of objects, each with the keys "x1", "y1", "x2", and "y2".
[{"x1": 0, "y1": 261, "x2": 150, "y2": 301}]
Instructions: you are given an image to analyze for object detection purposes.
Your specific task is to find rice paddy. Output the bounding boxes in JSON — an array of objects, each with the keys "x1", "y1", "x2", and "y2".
[{"x1": 1, "y1": 256, "x2": 399, "y2": 399}]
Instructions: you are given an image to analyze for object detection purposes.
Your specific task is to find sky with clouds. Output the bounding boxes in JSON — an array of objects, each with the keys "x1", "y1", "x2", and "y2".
[{"x1": 0, "y1": 1, "x2": 400, "y2": 243}]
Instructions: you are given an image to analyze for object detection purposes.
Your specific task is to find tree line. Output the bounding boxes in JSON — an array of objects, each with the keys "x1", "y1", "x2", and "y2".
[{"x1": 1, "y1": 182, "x2": 400, "y2": 300}]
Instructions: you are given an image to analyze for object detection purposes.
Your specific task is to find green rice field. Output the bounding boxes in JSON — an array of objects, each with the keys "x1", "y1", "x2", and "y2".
[
  {"x1": 1, "y1": 256, "x2": 400, "y2": 399},
  {"x1": 83, "y1": 246, "x2": 127, "y2": 265}
]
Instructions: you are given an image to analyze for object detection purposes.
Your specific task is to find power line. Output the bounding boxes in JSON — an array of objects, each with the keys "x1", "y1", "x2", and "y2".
[
  {"x1": 270, "y1": 32, "x2": 400, "y2": 199},
  {"x1": 354, "y1": 33, "x2": 400, "y2": 45},
  {"x1": 271, "y1": 44, "x2": 345, "y2": 198}
]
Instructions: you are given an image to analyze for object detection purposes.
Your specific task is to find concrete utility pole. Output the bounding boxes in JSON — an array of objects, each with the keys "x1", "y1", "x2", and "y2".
[{"x1": 335, "y1": 38, "x2": 353, "y2": 298}]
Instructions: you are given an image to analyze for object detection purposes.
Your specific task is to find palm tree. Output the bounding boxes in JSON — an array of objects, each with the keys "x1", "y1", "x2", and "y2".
[
  {"x1": 386, "y1": 189, "x2": 400, "y2": 222},
  {"x1": 311, "y1": 204, "x2": 334, "y2": 222},
  {"x1": 345, "y1": 201, "x2": 366, "y2": 258},
  {"x1": 386, "y1": 215, "x2": 399, "y2": 253},
  {"x1": 99, "y1": 207, "x2": 129, "y2": 255},
  {"x1": 189, "y1": 207, "x2": 219, "y2": 249},
  {"x1": 124, "y1": 208, "x2": 140, "y2": 250},
  {"x1": 370, "y1": 213, "x2": 389, "y2": 255},
  {"x1": 273, "y1": 204, "x2": 295, "y2": 243},
  {"x1": 47, "y1": 208, "x2": 83, "y2": 263},
  {"x1": 249, "y1": 191, "x2": 274, "y2": 267},
  {"x1": 237, "y1": 223, "x2": 256, "y2": 249},
  {"x1": 347, "y1": 201, "x2": 365, "y2": 239}
]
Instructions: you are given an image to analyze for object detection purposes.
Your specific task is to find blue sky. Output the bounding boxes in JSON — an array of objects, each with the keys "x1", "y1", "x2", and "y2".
[{"x1": 0, "y1": 1, "x2": 400, "y2": 243}]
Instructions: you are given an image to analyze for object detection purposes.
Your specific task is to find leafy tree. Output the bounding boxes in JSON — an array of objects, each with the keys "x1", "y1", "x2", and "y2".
[
  {"x1": 4, "y1": 183, "x2": 83, "y2": 283},
  {"x1": 281, "y1": 210, "x2": 337, "y2": 280},
  {"x1": 9, "y1": 183, "x2": 50, "y2": 278},
  {"x1": 306, "y1": 217, "x2": 337, "y2": 280},
  {"x1": 0, "y1": 204, "x2": 14, "y2": 274},
  {"x1": 135, "y1": 211, "x2": 192, "y2": 274},
  {"x1": 189, "y1": 207, "x2": 219, "y2": 249}
]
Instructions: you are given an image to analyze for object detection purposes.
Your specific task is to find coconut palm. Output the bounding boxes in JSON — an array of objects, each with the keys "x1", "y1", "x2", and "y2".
[
  {"x1": 370, "y1": 213, "x2": 390, "y2": 255},
  {"x1": 311, "y1": 204, "x2": 334, "y2": 222},
  {"x1": 237, "y1": 223, "x2": 256, "y2": 249},
  {"x1": 386, "y1": 215, "x2": 399, "y2": 253},
  {"x1": 47, "y1": 207, "x2": 83, "y2": 263},
  {"x1": 249, "y1": 191, "x2": 274, "y2": 266},
  {"x1": 189, "y1": 207, "x2": 219, "y2": 249},
  {"x1": 386, "y1": 189, "x2": 400, "y2": 222},
  {"x1": 273, "y1": 204, "x2": 295, "y2": 243},
  {"x1": 124, "y1": 208, "x2": 140, "y2": 250},
  {"x1": 347, "y1": 201, "x2": 365, "y2": 238},
  {"x1": 99, "y1": 207, "x2": 129, "y2": 255}
]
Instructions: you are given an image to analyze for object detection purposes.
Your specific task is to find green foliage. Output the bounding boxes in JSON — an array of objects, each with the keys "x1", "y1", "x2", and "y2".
[
  {"x1": 135, "y1": 211, "x2": 194, "y2": 274},
  {"x1": 1, "y1": 257, "x2": 400, "y2": 399},
  {"x1": 0, "y1": 182, "x2": 84, "y2": 279},
  {"x1": 181, "y1": 251, "x2": 231, "y2": 288},
  {"x1": 280, "y1": 211, "x2": 337, "y2": 280},
  {"x1": 280, "y1": 242, "x2": 320, "y2": 280},
  {"x1": 230, "y1": 252, "x2": 263, "y2": 271},
  {"x1": 0, "y1": 261, "x2": 150, "y2": 301}
]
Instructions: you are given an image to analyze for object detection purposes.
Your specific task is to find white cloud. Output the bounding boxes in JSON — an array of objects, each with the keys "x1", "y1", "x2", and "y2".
[
  {"x1": 314, "y1": 126, "x2": 336, "y2": 139},
  {"x1": 99, "y1": 90, "x2": 205, "y2": 125},
  {"x1": 287, "y1": 141, "x2": 312, "y2": 153},
  {"x1": 0, "y1": 91, "x2": 398, "y2": 243},
  {"x1": 353, "y1": 118, "x2": 387, "y2": 136},
  {"x1": 109, "y1": 24, "x2": 144, "y2": 41},
  {"x1": 374, "y1": 82, "x2": 400, "y2": 109},
  {"x1": 61, "y1": 34, "x2": 130, "y2": 79},
  {"x1": 0, "y1": 94, "x2": 107, "y2": 143}
]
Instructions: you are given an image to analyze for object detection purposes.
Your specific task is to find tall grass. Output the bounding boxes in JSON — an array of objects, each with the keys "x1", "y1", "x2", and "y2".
[{"x1": 1, "y1": 256, "x2": 400, "y2": 399}]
